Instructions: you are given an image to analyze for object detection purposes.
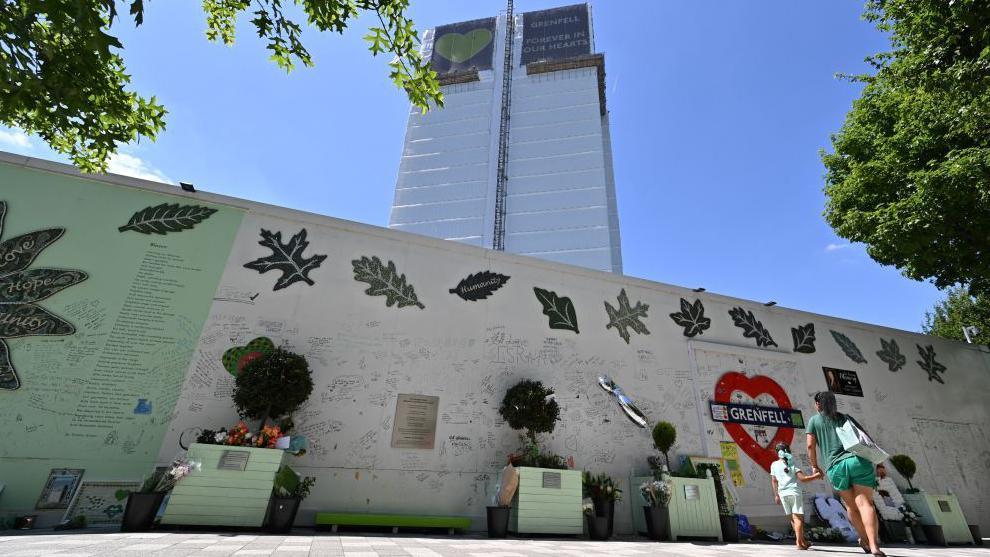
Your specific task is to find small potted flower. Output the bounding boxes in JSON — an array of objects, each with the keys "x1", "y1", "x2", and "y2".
[
  {"x1": 640, "y1": 477, "x2": 672, "y2": 541},
  {"x1": 267, "y1": 465, "x2": 316, "y2": 533},
  {"x1": 583, "y1": 471, "x2": 622, "y2": 539},
  {"x1": 122, "y1": 457, "x2": 200, "y2": 532}
]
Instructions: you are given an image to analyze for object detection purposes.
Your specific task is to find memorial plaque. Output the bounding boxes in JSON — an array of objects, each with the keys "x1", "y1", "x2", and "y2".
[
  {"x1": 684, "y1": 484, "x2": 700, "y2": 500},
  {"x1": 542, "y1": 471, "x2": 562, "y2": 489},
  {"x1": 823, "y1": 366, "x2": 864, "y2": 397},
  {"x1": 391, "y1": 394, "x2": 440, "y2": 449},
  {"x1": 218, "y1": 450, "x2": 250, "y2": 471}
]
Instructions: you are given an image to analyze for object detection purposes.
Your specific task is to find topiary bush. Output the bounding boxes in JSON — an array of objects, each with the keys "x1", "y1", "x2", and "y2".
[
  {"x1": 652, "y1": 421, "x2": 676, "y2": 469},
  {"x1": 889, "y1": 454, "x2": 918, "y2": 491},
  {"x1": 233, "y1": 347, "x2": 313, "y2": 434},
  {"x1": 499, "y1": 380, "x2": 560, "y2": 446}
]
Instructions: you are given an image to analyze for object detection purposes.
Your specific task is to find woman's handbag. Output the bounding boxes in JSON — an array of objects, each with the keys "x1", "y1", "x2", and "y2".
[{"x1": 836, "y1": 416, "x2": 890, "y2": 464}]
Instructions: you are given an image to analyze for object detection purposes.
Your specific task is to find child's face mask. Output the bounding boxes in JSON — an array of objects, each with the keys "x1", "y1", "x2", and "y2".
[{"x1": 778, "y1": 449, "x2": 788, "y2": 459}]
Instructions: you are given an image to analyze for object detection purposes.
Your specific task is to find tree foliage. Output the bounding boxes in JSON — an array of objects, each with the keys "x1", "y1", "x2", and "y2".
[
  {"x1": 233, "y1": 347, "x2": 314, "y2": 429},
  {"x1": 821, "y1": 1, "x2": 990, "y2": 295},
  {"x1": 498, "y1": 380, "x2": 560, "y2": 446},
  {"x1": 1, "y1": 0, "x2": 442, "y2": 173},
  {"x1": 922, "y1": 286, "x2": 990, "y2": 345},
  {"x1": 889, "y1": 454, "x2": 917, "y2": 489}
]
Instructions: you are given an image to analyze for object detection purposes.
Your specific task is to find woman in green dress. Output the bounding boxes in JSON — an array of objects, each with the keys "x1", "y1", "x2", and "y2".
[{"x1": 806, "y1": 391, "x2": 884, "y2": 557}]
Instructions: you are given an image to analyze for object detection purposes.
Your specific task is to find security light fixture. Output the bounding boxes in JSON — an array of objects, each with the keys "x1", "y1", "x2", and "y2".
[
  {"x1": 764, "y1": 301, "x2": 777, "y2": 307},
  {"x1": 963, "y1": 325, "x2": 981, "y2": 344},
  {"x1": 179, "y1": 182, "x2": 196, "y2": 193},
  {"x1": 693, "y1": 287, "x2": 705, "y2": 293}
]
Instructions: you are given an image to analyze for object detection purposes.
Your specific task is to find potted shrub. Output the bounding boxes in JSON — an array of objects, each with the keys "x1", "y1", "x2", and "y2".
[
  {"x1": 583, "y1": 471, "x2": 622, "y2": 539},
  {"x1": 499, "y1": 380, "x2": 581, "y2": 535},
  {"x1": 161, "y1": 348, "x2": 314, "y2": 528},
  {"x1": 267, "y1": 465, "x2": 316, "y2": 533},
  {"x1": 889, "y1": 454, "x2": 918, "y2": 493},
  {"x1": 488, "y1": 461, "x2": 518, "y2": 538},
  {"x1": 122, "y1": 457, "x2": 200, "y2": 532},
  {"x1": 648, "y1": 421, "x2": 676, "y2": 472},
  {"x1": 640, "y1": 476, "x2": 672, "y2": 541},
  {"x1": 697, "y1": 463, "x2": 737, "y2": 542}
]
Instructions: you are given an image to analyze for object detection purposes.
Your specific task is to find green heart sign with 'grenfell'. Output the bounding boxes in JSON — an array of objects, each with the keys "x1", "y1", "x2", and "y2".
[{"x1": 434, "y1": 28, "x2": 493, "y2": 63}]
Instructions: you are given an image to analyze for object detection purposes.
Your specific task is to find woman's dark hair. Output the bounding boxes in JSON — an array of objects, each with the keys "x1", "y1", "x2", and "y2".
[
  {"x1": 814, "y1": 391, "x2": 840, "y2": 421},
  {"x1": 774, "y1": 442, "x2": 790, "y2": 453}
]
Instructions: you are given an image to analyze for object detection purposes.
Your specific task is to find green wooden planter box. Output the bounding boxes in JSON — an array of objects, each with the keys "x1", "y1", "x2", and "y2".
[
  {"x1": 509, "y1": 467, "x2": 582, "y2": 535},
  {"x1": 161, "y1": 443, "x2": 285, "y2": 528},
  {"x1": 903, "y1": 492, "x2": 974, "y2": 544},
  {"x1": 630, "y1": 475, "x2": 721, "y2": 541}
]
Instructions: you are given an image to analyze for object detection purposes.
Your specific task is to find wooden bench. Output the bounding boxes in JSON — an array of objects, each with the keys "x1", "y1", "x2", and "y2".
[{"x1": 315, "y1": 512, "x2": 471, "y2": 535}]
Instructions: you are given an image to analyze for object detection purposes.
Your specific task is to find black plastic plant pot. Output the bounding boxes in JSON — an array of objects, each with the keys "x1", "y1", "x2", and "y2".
[
  {"x1": 643, "y1": 506, "x2": 670, "y2": 541},
  {"x1": 268, "y1": 496, "x2": 302, "y2": 533},
  {"x1": 587, "y1": 514, "x2": 609, "y2": 540},
  {"x1": 969, "y1": 524, "x2": 982, "y2": 545},
  {"x1": 592, "y1": 497, "x2": 615, "y2": 538},
  {"x1": 922, "y1": 524, "x2": 946, "y2": 546},
  {"x1": 121, "y1": 492, "x2": 166, "y2": 532},
  {"x1": 910, "y1": 524, "x2": 927, "y2": 544},
  {"x1": 720, "y1": 514, "x2": 739, "y2": 543},
  {"x1": 486, "y1": 506, "x2": 510, "y2": 538}
]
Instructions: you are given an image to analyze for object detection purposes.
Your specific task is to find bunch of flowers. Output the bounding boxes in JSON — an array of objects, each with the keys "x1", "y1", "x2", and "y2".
[
  {"x1": 254, "y1": 424, "x2": 282, "y2": 448},
  {"x1": 640, "y1": 478, "x2": 672, "y2": 507},
  {"x1": 899, "y1": 503, "x2": 921, "y2": 527},
  {"x1": 224, "y1": 421, "x2": 253, "y2": 446},
  {"x1": 583, "y1": 471, "x2": 623, "y2": 502},
  {"x1": 806, "y1": 526, "x2": 845, "y2": 542},
  {"x1": 581, "y1": 500, "x2": 595, "y2": 516},
  {"x1": 151, "y1": 457, "x2": 202, "y2": 493}
]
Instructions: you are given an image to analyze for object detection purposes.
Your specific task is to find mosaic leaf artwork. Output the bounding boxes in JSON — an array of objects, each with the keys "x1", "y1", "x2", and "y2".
[
  {"x1": 533, "y1": 287, "x2": 579, "y2": 333},
  {"x1": 604, "y1": 288, "x2": 650, "y2": 344},
  {"x1": 791, "y1": 323, "x2": 816, "y2": 353},
  {"x1": 352, "y1": 256, "x2": 425, "y2": 309},
  {"x1": 916, "y1": 344, "x2": 946, "y2": 384},
  {"x1": 728, "y1": 307, "x2": 777, "y2": 347},
  {"x1": 448, "y1": 271, "x2": 510, "y2": 301},
  {"x1": 830, "y1": 330, "x2": 868, "y2": 364},
  {"x1": 244, "y1": 229, "x2": 327, "y2": 291},
  {"x1": 0, "y1": 202, "x2": 88, "y2": 390},
  {"x1": 669, "y1": 298, "x2": 711, "y2": 338},
  {"x1": 117, "y1": 203, "x2": 217, "y2": 235},
  {"x1": 877, "y1": 338, "x2": 906, "y2": 372},
  {"x1": 222, "y1": 337, "x2": 276, "y2": 376}
]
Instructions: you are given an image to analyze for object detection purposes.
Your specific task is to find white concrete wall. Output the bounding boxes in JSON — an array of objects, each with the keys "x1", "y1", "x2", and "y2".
[{"x1": 160, "y1": 177, "x2": 990, "y2": 533}]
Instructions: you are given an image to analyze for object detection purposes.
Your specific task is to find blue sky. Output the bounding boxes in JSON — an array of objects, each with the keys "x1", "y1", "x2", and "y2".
[{"x1": 0, "y1": 1, "x2": 944, "y2": 332}]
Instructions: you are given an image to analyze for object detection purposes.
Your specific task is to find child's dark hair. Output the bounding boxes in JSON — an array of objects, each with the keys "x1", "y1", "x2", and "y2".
[{"x1": 775, "y1": 442, "x2": 791, "y2": 472}]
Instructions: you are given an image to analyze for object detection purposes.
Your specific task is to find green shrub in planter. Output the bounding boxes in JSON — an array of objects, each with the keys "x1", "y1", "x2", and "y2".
[
  {"x1": 233, "y1": 348, "x2": 314, "y2": 433},
  {"x1": 499, "y1": 380, "x2": 565, "y2": 465},
  {"x1": 890, "y1": 454, "x2": 918, "y2": 492},
  {"x1": 651, "y1": 421, "x2": 676, "y2": 471}
]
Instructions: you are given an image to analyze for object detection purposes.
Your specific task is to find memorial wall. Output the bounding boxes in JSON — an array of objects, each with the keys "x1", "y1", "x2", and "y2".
[{"x1": 2, "y1": 154, "x2": 989, "y2": 532}]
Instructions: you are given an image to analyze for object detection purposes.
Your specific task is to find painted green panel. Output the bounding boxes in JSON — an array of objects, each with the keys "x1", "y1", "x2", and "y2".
[
  {"x1": 629, "y1": 474, "x2": 721, "y2": 540},
  {"x1": 510, "y1": 467, "x2": 582, "y2": 535},
  {"x1": 903, "y1": 492, "x2": 973, "y2": 544},
  {"x1": 0, "y1": 163, "x2": 244, "y2": 515}
]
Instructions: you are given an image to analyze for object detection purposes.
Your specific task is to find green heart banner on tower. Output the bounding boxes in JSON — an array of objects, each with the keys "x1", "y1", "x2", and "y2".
[{"x1": 430, "y1": 17, "x2": 496, "y2": 74}]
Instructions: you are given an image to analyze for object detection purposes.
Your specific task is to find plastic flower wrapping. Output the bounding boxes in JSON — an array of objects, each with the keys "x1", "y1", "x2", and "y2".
[{"x1": 639, "y1": 479, "x2": 672, "y2": 507}]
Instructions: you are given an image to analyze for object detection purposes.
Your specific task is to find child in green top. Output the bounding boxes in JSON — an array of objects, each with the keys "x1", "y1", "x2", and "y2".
[{"x1": 770, "y1": 442, "x2": 821, "y2": 550}]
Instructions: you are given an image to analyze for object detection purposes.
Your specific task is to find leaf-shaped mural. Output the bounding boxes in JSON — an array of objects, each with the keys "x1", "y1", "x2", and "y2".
[
  {"x1": 604, "y1": 288, "x2": 649, "y2": 344},
  {"x1": 352, "y1": 256, "x2": 425, "y2": 309},
  {"x1": 0, "y1": 339, "x2": 17, "y2": 390},
  {"x1": 0, "y1": 229, "x2": 65, "y2": 277},
  {"x1": 791, "y1": 323, "x2": 816, "y2": 353},
  {"x1": 244, "y1": 228, "x2": 327, "y2": 291},
  {"x1": 830, "y1": 330, "x2": 867, "y2": 364},
  {"x1": 916, "y1": 344, "x2": 946, "y2": 384},
  {"x1": 728, "y1": 307, "x2": 777, "y2": 347},
  {"x1": 448, "y1": 271, "x2": 510, "y2": 301},
  {"x1": 533, "y1": 287, "x2": 579, "y2": 333},
  {"x1": 118, "y1": 203, "x2": 217, "y2": 235},
  {"x1": 669, "y1": 298, "x2": 711, "y2": 337},
  {"x1": 0, "y1": 201, "x2": 87, "y2": 390},
  {"x1": 876, "y1": 338, "x2": 905, "y2": 371}
]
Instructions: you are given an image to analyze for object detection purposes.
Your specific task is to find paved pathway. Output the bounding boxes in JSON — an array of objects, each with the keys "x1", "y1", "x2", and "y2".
[{"x1": 0, "y1": 532, "x2": 987, "y2": 557}]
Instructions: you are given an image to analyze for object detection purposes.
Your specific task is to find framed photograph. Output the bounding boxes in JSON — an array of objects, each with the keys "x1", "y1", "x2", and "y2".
[
  {"x1": 36, "y1": 468, "x2": 84, "y2": 510},
  {"x1": 63, "y1": 480, "x2": 142, "y2": 526}
]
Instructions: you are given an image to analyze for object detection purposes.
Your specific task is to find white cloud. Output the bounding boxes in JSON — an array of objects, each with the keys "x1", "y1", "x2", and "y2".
[
  {"x1": 107, "y1": 152, "x2": 171, "y2": 183},
  {"x1": 0, "y1": 129, "x2": 32, "y2": 149},
  {"x1": 825, "y1": 242, "x2": 853, "y2": 252}
]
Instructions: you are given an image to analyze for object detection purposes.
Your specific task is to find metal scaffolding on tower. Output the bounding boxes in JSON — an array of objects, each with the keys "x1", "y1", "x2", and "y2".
[{"x1": 492, "y1": 0, "x2": 514, "y2": 251}]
